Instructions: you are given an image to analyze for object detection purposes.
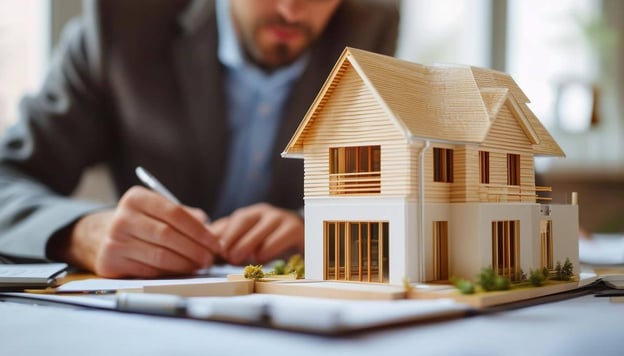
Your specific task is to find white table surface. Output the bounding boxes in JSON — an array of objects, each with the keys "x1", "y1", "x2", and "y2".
[{"x1": 1, "y1": 293, "x2": 623, "y2": 356}]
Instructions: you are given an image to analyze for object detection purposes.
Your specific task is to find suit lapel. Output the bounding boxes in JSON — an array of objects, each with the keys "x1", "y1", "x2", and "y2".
[
  {"x1": 269, "y1": 43, "x2": 342, "y2": 207},
  {"x1": 171, "y1": 0, "x2": 227, "y2": 213}
]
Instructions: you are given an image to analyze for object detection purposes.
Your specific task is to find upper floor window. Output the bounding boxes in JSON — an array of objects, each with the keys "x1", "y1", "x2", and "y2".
[
  {"x1": 479, "y1": 150, "x2": 490, "y2": 184},
  {"x1": 433, "y1": 147, "x2": 454, "y2": 183},
  {"x1": 507, "y1": 153, "x2": 520, "y2": 186},
  {"x1": 329, "y1": 146, "x2": 381, "y2": 195}
]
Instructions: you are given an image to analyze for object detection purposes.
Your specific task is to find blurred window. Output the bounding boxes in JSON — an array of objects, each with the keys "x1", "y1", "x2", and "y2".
[
  {"x1": 506, "y1": 0, "x2": 603, "y2": 131},
  {"x1": 0, "y1": 0, "x2": 48, "y2": 132},
  {"x1": 396, "y1": 0, "x2": 491, "y2": 67}
]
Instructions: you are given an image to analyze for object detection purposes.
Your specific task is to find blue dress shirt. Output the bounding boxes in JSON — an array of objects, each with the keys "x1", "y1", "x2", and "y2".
[{"x1": 212, "y1": 0, "x2": 309, "y2": 218}]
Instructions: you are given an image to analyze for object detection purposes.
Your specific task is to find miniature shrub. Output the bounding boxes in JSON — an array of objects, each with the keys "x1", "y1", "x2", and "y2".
[
  {"x1": 272, "y1": 260, "x2": 287, "y2": 275},
  {"x1": 529, "y1": 269, "x2": 546, "y2": 287},
  {"x1": 542, "y1": 267, "x2": 550, "y2": 280},
  {"x1": 450, "y1": 277, "x2": 475, "y2": 295},
  {"x1": 269, "y1": 254, "x2": 305, "y2": 278},
  {"x1": 518, "y1": 268, "x2": 527, "y2": 282},
  {"x1": 402, "y1": 277, "x2": 414, "y2": 293},
  {"x1": 243, "y1": 265, "x2": 265, "y2": 280},
  {"x1": 477, "y1": 267, "x2": 496, "y2": 291},
  {"x1": 287, "y1": 254, "x2": 305, "y2": 278},
  {"x1": 493, "y1": 275, "x2": 510, "y2": 290},
  {"x1": 477, "y1": 267, "x2": 510, "y2": 291}
]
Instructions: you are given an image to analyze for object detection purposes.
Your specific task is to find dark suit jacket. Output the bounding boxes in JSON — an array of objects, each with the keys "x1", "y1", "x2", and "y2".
[{"x1": 0, "y1": 0, "x2": 399, "y2": 260}]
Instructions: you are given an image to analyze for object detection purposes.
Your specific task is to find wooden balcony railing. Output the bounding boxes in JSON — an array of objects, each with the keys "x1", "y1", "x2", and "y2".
[
  {"x1": 329, "y1": 171, "x2": 381, "y2": 195},
  {"x1": 478, "y1": 184, "x2": 553, "y2": 203}
]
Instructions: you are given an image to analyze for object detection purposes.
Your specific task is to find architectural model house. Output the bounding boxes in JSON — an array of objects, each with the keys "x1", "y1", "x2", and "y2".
[{"x1": 282, "y1": 47, "x2": 579, "y2": 286}]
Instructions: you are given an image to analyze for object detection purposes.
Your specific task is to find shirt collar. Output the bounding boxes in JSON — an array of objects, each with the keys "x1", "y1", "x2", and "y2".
[{"x1": 216, "y1": 0, "x2": 243, "y2": 68}]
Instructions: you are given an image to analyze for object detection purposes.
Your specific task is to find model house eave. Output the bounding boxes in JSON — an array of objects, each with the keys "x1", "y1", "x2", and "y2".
[{"x1": 283, "y1": 47, "x2": 566, "y2": 159}]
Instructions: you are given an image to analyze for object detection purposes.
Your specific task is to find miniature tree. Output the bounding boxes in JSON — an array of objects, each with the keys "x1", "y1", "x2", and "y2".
[{"x1": 552, "y1": 257, "x2": 574, "y2": 281}]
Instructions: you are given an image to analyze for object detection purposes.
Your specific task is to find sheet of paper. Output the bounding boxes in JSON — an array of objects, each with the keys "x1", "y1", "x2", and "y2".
[
  {"x1": 57, "y1": 277, "x2": 230, "y2": 292},
  {"x1": 186, "y1": 294, "x2": 470, "y2": 333},
  {"x1": 56, "y1": 265, "x2": 245, "y2": 292},
  {"x1": 1, "y1": 289, "x2": 470, "y2": 334},
  {"x1": 0, "y1": 292, "x2": 116, "y2": 309}
]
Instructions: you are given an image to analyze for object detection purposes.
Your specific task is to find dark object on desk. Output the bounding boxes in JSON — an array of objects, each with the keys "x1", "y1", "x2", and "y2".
[{"x1": 0, "y1": 263, "x2": 68, "y2": 291}]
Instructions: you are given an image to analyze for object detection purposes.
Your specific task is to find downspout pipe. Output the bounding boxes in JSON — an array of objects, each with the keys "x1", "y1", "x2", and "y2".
[{"x1": 412, "y1": 138, "x2": 431, "y2": 282}]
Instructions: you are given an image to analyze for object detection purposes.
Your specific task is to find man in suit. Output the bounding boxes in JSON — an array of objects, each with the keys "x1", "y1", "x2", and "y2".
[{"x1": 0, "y1": 0, "x2": 398, "y2": 277}]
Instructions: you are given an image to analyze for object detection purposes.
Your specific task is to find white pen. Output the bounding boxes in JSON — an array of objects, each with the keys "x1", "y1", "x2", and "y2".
[
  {"x1": 135, "y1": 166, "x2": 212, "y2": 224},
  {"x1": 117, "y1": 293, "x2": 187, "y2": 316},
  {"x1": 135, "y1": 166, "x2": 181, "y2": 204}
]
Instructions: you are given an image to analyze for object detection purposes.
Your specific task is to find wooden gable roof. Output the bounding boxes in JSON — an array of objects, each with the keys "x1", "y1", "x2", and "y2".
[{"x1": 282, "y1": 47, "x2": 564, "y2": 158}]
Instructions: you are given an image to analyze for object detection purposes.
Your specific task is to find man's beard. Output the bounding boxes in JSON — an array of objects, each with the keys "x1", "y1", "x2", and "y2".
[{"x1": 245, "y1": 16, "x2": 315, "y2": 72}]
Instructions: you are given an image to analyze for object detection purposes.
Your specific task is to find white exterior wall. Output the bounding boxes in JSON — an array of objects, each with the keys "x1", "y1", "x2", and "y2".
[
  {"x1": 425, "y1": 202, "x2": 579, "y2": 281},
  {"x1": 304, "y1": 200, "x2": 578, "y2": 285},
  {"x1": 304, "y1": 197, "x2": 420, "y2": 285},
  {"x1": 427, "y1": 203, "x2": 541, "y2": 281},
  {"x1": 549, "y1": 204, "x2": 580, "y2": 272}
]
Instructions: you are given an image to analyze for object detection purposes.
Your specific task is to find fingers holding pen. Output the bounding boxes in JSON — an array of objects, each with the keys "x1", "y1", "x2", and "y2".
[
  {"x1": 110, "y1": 187, "x2": 220, "y2": 271},
  {"x1": 96, "y1": 232, "x2": 212, "y2": 278},
  {"x1": 215, "y1": 203, "x2": 304, "y2": 265},
  {"x1": 121, "y1": 186, "x2": 220, "y2": 253},
  {"x1": 109, "y1": 206, "x2": 214, "y2": 269}
]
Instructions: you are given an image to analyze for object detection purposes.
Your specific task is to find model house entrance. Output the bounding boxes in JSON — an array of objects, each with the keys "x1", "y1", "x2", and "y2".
[
  {"x1": 540, "y1": 219, "x2": 553, "y2": 270},
  {"x1": 324, "y1": 221, "x2": 389, "y2": 283},
  {"x1": 492, "y1": 220, "x2": 520, "y2": 281},
  {"x1": 433, "y1": 221, "x2": 449, "y2": 281}
]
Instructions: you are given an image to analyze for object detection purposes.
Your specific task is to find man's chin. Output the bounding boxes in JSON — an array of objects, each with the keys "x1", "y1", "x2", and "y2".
[{"x1": 257, "y1": 46, "x2": 303, "y2": 70}]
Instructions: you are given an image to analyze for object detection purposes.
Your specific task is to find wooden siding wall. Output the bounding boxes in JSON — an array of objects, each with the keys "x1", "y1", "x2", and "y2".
[
  {"x1": 424, "y1": 102, "x2": 538, "y2": 204},
  {"x1": 479, "y1": 103, "x2": 536, "y2": 202},
  {"x1": 451, "y1": 146, "x2": 480, "y2": 202},
  {"x1": 424, "y1": 143, "x2": 454, "y2": 202},
  {"x1": 302, "y1": 64, "x2": 411, "y2": 198}
]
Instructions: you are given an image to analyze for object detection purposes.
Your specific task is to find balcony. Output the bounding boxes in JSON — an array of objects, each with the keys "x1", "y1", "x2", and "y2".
[
  {"x1": 478, "y1": 184, "x2": 552, "y2": 203},
  {"x1": 329, "y1": 172, "x2": 381, "y2": 195}
]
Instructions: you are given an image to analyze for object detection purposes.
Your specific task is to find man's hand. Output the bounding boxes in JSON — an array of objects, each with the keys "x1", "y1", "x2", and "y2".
[
  {"x1": 210, "y1": 203, "x2": 304, "y2": 265},
  {"x1": 57, "y1": 186, "x2": 220, "y2": 278}
]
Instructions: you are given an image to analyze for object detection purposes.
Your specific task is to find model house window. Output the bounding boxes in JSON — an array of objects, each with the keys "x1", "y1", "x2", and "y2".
[
  {"x1": 507, "y1": 153, "x2": 520, "y2": 186},
  {"x1": 479, "y1": 151, "x2": 490, "y2": 184},
  {"x1": 433, "y1": 147, "x2": 453, "y2": 183},
  {"x1": 329, "y1": 146, "x2": 381, "y2": 195},
  {"x1": 324, "y1": 221, "x2": 389, "y2": 283},
  {"x1": 492, "y1": 220, "x2": 520, "y2": 281},
  {"x1": 540, "y1": 219, "x2": 554, "y2": 270},
  {"x1": 432, "y1": 221, "x2": 449, "y2": 281}
]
